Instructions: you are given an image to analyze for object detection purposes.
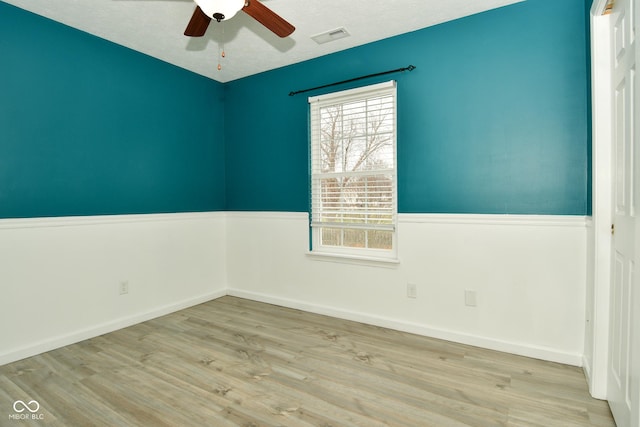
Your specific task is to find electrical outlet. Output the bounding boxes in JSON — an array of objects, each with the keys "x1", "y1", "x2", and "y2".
[
  {"x1": 407, "y1": 283, "x2": 417, "y2": 299},
  {"x1": 464, "y1": 289, "x2": 477, "y2": 307},
  {"x1": 119, "y1": 280, "x2": 129, "y2": 295}
]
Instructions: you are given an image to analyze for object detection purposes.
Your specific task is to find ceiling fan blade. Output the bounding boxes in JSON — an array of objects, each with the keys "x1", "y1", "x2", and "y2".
[
  {"x1": 242, "y1": 0, "x2": 295, "y2": 38},
  {"x1": 184, "y1": 6, "x2": 211, "y2": 37}
]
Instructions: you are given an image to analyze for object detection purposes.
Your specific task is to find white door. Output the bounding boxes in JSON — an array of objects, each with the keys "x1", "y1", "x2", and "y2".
[{"x1": 608, "y1": 0, "x2": 640, "y2": 425}]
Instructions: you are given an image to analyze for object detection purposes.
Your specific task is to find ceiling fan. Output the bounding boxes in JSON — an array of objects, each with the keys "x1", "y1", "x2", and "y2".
[{"x1": 184, "y1": 0, "x2": 295, "y2": 38}]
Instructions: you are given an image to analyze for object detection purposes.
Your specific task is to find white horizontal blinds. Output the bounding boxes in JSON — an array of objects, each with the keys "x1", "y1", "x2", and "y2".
[{"x1": 309, "y1": 81, "x2": 397, "y2": 250}]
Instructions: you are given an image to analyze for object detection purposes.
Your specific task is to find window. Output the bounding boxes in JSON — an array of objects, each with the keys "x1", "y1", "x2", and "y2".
[{"x1": 309, "y1": 81, "x2": 397, "y2": 260}]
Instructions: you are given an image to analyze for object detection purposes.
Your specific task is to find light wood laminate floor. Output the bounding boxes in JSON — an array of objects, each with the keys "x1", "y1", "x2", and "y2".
[{"x1": 0, "y1": 296, "x2": 615, "y2": 426}]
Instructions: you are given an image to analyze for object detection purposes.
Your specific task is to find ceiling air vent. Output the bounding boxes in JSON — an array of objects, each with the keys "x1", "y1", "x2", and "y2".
[{"x1": 311, "y1": 27, "x2": 350, "y2": 44}]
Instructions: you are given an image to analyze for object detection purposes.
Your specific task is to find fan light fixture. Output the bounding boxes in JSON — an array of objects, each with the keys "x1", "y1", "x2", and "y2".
[
  {"x1": 185, "y1": 0, "x2": 294, "y2": 38},
  {"x1": 194, "y1": 0, "x2": 245, "y2": 22}
]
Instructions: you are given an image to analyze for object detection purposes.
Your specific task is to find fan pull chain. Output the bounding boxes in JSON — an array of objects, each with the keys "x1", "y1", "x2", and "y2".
[
  {"x1": 218, "y1": 45, "x2": 225, "y2": 70},
  {"x1": 217, "y1": 22, "x2": 226, "y2": 71},
  {"x1": 218, "y1": 41, "x2": 226, "y2": 70}
]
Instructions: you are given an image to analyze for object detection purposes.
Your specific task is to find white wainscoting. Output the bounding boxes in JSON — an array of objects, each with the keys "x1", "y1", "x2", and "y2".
[
  {"x1": 1, "y1": 211, "x2": 588, "y2": 368},
  {"x1": 226, "y1": 211, "x2": 588, "y2": 366},
  {"x1": 0, "y1": 212, "x2": 227, "y2": 366}
]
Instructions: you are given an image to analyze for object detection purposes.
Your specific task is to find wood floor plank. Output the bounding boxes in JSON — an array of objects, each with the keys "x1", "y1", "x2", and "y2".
[{"x1": 0, "y1": 296, "x2": 615, "y2": 426}]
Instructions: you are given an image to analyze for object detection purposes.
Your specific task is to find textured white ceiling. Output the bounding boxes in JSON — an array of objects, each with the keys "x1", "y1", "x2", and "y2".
[{"x1": 2, "y1": 0, "x2": 523, "y2": 83}]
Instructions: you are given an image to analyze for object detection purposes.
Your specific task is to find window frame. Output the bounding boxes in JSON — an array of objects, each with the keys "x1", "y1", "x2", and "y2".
[{"x1": 308, "y1": 80, "x2": 398, "y2": 261}]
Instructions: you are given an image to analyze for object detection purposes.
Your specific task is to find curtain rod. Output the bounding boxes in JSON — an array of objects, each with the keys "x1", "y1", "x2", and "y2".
[{"x1": 288, "y1": 65, "x2": 416, "y2": 97}]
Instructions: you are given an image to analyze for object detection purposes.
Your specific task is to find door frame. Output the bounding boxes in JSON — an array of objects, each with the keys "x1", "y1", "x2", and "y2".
[{"x1": 587, "y1": 0, "x2": 613, "y2": 400}]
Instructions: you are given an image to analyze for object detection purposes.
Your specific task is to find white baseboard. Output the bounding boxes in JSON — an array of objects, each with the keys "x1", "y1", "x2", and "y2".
[
  {"x1": 0, "y1": 290, "x2": 226, "y2": 366},
  {"x1": 227, "y1": 288, "x2": 583, "y2": 367}
]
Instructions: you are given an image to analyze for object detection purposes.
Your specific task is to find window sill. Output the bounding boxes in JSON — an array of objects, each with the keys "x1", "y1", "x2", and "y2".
[{"x1": 305, "y1": 251, "x2": 399, "y2": 268}]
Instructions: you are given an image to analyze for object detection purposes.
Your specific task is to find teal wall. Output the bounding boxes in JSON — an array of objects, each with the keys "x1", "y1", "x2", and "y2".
[
  {"x1": 225, "y1": 0, "x2": 590, "y2": 214},
  {"x1": 1, "y1": 0, "x2": 590, "y2": 218},
  {"x1": 0, "y1": 2, "x2": 226, "y2": 218}
]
